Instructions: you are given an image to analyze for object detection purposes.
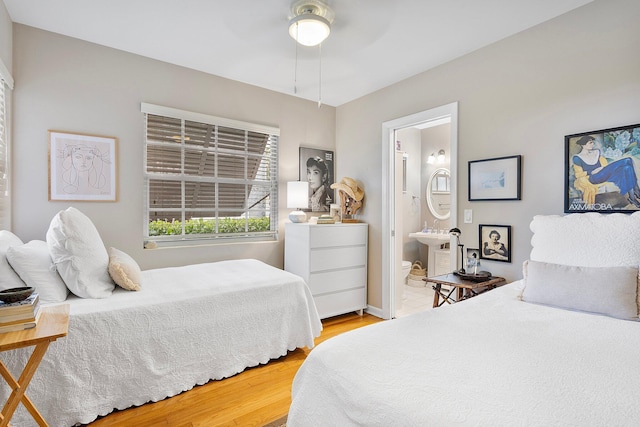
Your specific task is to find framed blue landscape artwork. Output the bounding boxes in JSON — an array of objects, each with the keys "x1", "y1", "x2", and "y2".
[{"x1": 468, "y1": 155, "x2": 521, "y2": 201}]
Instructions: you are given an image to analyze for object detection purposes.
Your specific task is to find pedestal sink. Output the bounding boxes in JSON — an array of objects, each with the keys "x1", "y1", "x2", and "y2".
[
  {"x1": 408, "y1": 232, "x2": 451, "y2": 277},
  {"x1": 408, "y1": 231, "x2": 450, "y2": 246}
]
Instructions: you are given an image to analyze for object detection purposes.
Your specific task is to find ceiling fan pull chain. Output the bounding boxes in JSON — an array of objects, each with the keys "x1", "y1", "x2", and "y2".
[
  {"x1": 318, "y1": 43, "x2": 322, "y2": 108},
  {"x1": 294, "y1": 22, "x2": 299, "y2": 94}
]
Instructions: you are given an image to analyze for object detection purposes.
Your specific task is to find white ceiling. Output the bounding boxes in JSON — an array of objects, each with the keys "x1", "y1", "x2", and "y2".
[{"x1": 3, "y1": 0, "x2": 593, "y2": 107}]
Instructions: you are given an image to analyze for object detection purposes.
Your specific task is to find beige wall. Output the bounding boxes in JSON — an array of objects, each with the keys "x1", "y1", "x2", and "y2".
[
  {"x1": 337, "y1": 0, "x2": 640, "y2": 309},
  {"x1": 10, "y1": 25, "x2": 336, "y2": 270},
  {"x1": 0, "y1": 2, "x2": 10, "y2": 70}
]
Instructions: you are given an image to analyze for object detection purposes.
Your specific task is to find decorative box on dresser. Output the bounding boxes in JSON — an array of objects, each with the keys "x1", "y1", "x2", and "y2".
[{"x1": 285, "y1": 222, "x2": 368, "y2": 319}]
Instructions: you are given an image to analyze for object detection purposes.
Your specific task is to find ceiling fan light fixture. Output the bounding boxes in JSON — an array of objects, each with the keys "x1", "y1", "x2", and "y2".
[{"x1": 289, "y1": 12, "x2": 331, "y2": 46}]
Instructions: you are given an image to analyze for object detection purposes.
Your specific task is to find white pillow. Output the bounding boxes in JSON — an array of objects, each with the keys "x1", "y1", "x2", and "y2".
[
  {"x1": 108, "y1": 247, "x2": 142, "y2": 291},
  {"x1": 0, "y1": 230, "x2": 26, "y2": 290},
  {"x1": 46, "y1": 207, "x2": 114, "y2": 298},
  {"x1": 521, "y1": 260, "x2": 639, "y2": 320},
  {"x1": 6, "y1": 240, "x2": 69, "y2": 303}
]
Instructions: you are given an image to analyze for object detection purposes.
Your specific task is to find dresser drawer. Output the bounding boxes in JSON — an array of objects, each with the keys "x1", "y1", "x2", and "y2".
[
  {"x1": 309, "y1": 224, "x2": 367, "y2": 248},
  {"x1": 309, "y1": 246, "x2": 366, "y2": 272},
  {"x1": 314, "y1": 287, "x2": 366, "y2": 319},
  {"x1": 308, "y1": 267, "x2": 366, "y2": 295}
]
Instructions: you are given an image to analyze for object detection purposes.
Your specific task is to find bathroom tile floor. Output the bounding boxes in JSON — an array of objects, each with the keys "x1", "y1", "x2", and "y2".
[{"x1": 395, "y1": 282, "x2": 437, "y2": 317}]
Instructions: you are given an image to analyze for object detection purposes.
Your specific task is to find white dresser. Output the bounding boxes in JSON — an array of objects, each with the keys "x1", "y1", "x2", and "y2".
[{"x1": 284, "y1": 222, "x2": 368, "y2": 319}]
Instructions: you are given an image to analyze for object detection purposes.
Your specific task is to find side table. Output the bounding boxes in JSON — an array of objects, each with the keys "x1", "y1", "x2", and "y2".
[
  {"x1": 427, "y1": 273, "x2": 506, "y2": 308},
  {"x1": 0, "y1": 304, "x2": 70, "y2": 427}
]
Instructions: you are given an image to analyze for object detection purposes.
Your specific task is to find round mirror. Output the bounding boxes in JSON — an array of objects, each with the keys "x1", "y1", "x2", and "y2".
[{"x1": 426, "y1": 168, "x2": 450, "y2": 220}]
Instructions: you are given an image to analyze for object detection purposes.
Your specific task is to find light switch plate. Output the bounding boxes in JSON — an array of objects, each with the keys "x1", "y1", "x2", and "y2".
[{"x1": 464, "y1": 209, "x2": 472, "y2": 223}]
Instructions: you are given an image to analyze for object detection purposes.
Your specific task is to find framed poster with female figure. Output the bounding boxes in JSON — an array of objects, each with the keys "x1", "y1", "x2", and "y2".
[
  {"x1": 479, "y1": 224, "x2": 511, "y2": 263},
  {"x1": 48, "y1": 130, "x2": 118, "y2": 202},
  {"x1": 299, "y1": 147, "x2": 334, "y2": 212},
  {"x1": 565, "y1": 123, "x2": 640, "y2": 213}
]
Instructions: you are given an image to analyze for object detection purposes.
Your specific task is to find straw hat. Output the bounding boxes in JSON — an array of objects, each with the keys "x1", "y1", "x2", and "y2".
[{"x1": 331, "y1": 177, "x2": 364, "y2": 201}]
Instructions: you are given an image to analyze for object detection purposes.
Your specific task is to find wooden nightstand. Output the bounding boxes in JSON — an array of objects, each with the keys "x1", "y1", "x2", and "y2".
[
  {"x1": 0, "y1": 304, "x2": 69, "y2": 427},
  {"x1": 427, "y1": 273, "x2": 506, "y2": 308}
]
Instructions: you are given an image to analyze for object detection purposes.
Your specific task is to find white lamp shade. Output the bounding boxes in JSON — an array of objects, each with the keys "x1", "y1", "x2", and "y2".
[
  {"x1": 289, "y1": 14, "x2": 331, "y2": 47},
  {"x1": 287, "y1": 181, "x2": 309, "y2": 223},
  {"x1": 287, "y1": 181, "x2": 309, "y2": 208}
]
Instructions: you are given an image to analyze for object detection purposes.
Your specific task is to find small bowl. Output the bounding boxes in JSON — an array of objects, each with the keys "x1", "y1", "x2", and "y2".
[{"x1": 0, "y1": 287, "x2": 35, "y2": 304}]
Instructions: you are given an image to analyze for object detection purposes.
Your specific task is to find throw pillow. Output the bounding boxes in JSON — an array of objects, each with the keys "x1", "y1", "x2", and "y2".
[
  {"x1": 46, "y1": 207, "x2": 114, "y2": 298},
  {"x1": 0, "y1": 230, "x2": 25, "y2": 290},
  {"x1": 6, "y1": 240, "x2": 69, "y2": 303},
  {"x1": 108, "y1": 247, "x2": 142, "y2": 291},
  {"x1": 521, "y1": 260, "x2": 638, "y2": 320}
]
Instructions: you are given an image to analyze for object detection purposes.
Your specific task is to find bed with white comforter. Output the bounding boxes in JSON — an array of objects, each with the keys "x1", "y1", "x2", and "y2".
[
  {"x1": 288, "y1": 212, "x2": 640, "y2": 426},
  {"x1": 1, "y1": 259, "x2": 321, "y2": 427}
]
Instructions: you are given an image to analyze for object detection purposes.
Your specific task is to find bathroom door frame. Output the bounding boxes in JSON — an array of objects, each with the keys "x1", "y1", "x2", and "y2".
[{"x1": 381, "y1": 102, "x2": 458, "y2": 320}]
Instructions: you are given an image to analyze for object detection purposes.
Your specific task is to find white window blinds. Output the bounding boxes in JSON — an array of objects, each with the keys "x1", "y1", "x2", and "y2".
[
  {"x1": 142, "y1": 103, "x2": 279, "y2": 245},
  {"x1": 0, "y1": 77, "x2": 9, "y2": 230}
]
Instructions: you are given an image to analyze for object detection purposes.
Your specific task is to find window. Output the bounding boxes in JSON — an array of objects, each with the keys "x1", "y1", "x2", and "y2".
[
  {"x1": 142, "y1": 103, "x2": 279, "y2": 246},
  {"x1": 0, "y1": 65, "x2": 13, "y2": 230}
]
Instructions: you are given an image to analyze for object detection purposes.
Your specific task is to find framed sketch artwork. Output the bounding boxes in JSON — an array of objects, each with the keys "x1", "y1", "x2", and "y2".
[
  {"x1": 565, "y1": 123, "x2": 640, "y2": 213},
  {"x1": 468, "y1": 155, "x2": 521, "y2": 201},
  {"x1": 299, "y1": 147, "x2": 334, "y2": 212},
  {"x1": 48, "y1": 131, "x2": 118, "y2": 202},
  {"x1": 479, "y1": 224, "x2": 511, "y2": 263}
]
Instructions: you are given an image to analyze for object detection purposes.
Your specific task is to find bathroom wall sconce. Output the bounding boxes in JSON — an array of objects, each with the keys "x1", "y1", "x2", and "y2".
[{"x1": 427, "y1": 149, "x2": 446, "y2": 164}]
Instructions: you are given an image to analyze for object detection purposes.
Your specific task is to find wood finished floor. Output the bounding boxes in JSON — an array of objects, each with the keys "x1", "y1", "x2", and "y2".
[{"x1": 87, "y1": 312, "x2": 383, "y2": 427}]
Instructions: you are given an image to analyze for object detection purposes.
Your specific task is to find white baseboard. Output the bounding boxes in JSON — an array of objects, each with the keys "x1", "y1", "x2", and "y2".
[{"x1": 364, "y1": 305, "x2": 385, "y2": 319}]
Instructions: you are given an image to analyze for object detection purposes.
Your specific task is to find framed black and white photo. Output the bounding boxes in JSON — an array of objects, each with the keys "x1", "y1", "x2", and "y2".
[
  {"x1": 299, "y1": 147, "x2": 334, "y2": 212},
  {"x1": 469, "y1": 155, "x2": 521, "y2": 201},
  {"x1": 479, "y1": 224, "x2": 511, "y2": 263},
  {"x1": 465, "y1": 248, "x2": 480, "y2": 270},
  {"x1": 565, "y1": 123, "x2": 640, "y2": 213}
]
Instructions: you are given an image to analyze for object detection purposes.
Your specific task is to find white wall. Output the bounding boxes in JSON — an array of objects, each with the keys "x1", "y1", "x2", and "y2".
[
  {"x1": 421, "y1": 124, "x2": 451, "y2": 233},
  {"x1": 396, "y1": 127, "x2": 421, "y2": 265},
  {"x1": 336, "y1": 0, "x2": 640, "y2": 309},
  {"x1": 10, "y1": 25, "x2": 336, "y2": 270}
]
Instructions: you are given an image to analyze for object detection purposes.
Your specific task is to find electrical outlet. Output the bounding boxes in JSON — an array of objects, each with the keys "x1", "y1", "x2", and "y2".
[{"x1": 464, "y1": 209, "x2": 473, "y2": 223}]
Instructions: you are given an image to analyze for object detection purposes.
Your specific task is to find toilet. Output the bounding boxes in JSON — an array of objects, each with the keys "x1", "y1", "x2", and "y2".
[
  {"x1": 395, "y1": 260, "x2": 411, "y2": 307},
  {"x1": 401, "y1": 260, "x2": 412, "y2": 284}
]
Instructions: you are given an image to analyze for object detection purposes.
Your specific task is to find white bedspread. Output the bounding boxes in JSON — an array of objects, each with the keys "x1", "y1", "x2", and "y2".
[
  {"x1": 0, "y1": 259, "x2": 321, "y2": 427},
  {"x1": 289, "y1": 282, "x2": 640, "y2": 426}
]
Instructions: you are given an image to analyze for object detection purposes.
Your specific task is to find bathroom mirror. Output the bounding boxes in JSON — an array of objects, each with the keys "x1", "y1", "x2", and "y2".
[{"x1": 426, "y1": 168, "x2": 450, "y2": 220}]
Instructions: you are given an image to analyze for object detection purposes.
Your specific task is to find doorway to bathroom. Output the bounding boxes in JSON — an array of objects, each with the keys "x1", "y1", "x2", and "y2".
[{"x1": 381, "y1": 102, "x2": 458, "y2": 320}]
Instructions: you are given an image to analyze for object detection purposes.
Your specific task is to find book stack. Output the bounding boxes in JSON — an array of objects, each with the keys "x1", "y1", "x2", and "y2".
[
  {"x1": 0, "y1": 293, "x2": 41, "y2": 333},
  {"x1": 316, "y1": 214, "x2": 336, "y2": 224}
]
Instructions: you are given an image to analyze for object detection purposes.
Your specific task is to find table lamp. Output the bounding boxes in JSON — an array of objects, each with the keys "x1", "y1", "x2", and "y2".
[
  {"x1": 287, "y1": 181, "x2": 309, "y2": 223},
  {"x1": 449, "y1": 227, "x2": 465, "y2": 274}
]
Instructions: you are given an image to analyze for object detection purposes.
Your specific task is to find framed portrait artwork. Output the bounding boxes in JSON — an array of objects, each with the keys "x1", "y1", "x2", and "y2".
[
  {"x1": 468, "y1": 155, "x2": 521, "y2": 201},
  {"x1": 299, "y1": 147, "x2": 334, "y2": 212},
  {"x1": 478, "y1": 224, "x2": 511, "y2": 263},
  {"x1": 48, "y1": 130, "x2": 118, "y2": 202},
  {"x1": 565, "y1": 123, "x2": 640, "y2": 213}
]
